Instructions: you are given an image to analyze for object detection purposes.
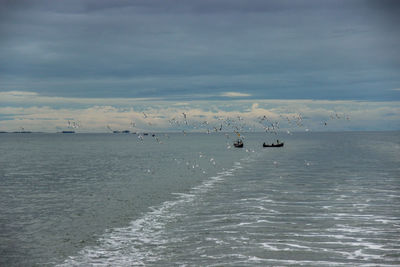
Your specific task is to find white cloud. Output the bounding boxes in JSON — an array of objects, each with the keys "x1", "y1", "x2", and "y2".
[
  {"x1": 220, "y1": 92, "x2": 251, "y2": 97},
  {"x1": 2, "y1": 91, "x2": 38, "y2": 96},
  {"x1": 0, "y1": 91, "x2": 157, "y2": 105},
  {"x1": 0, "y1": 91, "x2": 399, "y2": 132}
]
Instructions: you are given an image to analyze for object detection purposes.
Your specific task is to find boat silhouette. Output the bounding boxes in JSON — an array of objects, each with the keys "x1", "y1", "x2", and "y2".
[{"x1": 233, "y1": 139, "x2": 243, "y2": 148}]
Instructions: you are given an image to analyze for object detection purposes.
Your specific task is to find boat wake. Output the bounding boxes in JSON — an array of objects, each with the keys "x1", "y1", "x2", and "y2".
[{"x1": 57, "y1": 161, "x2": 245, "y2": 266}]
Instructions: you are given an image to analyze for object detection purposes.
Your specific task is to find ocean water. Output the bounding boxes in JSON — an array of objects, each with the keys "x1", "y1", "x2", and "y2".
[{"x1": 0, "y1": 132, "x2": 399, "y2": 266}]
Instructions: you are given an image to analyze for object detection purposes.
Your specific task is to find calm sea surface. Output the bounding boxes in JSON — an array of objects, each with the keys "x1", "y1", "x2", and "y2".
[{"x1": 0, "y1": 132, "x2": 399, "y2": 266}]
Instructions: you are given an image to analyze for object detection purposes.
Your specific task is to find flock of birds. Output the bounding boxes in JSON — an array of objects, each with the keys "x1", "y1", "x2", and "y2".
[
  {"x1": 6, "y1": 111, "x2": 350, "y2": 178},
  {"x1": 61, "y1": 112, "x2": 350, "y2": 175},
  {"x1": 64, "y1": 111, "x2": 350, "y2": 141}
]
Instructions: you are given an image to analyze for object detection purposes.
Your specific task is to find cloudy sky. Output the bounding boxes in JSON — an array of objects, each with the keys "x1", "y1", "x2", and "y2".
[{"x1": 0, "y1": 0, "x2": 399, "y2": 132}]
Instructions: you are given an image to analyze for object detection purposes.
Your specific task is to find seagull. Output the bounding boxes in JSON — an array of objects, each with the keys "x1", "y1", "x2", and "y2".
[{"x1": 182, "y1": 112, "x2": 188, "y2": 124}]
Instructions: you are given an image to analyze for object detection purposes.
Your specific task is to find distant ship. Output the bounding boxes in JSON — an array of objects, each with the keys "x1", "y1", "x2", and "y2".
[
  {"x1": 113, "y1": 130, "x2": 130, "y2": 133},
  {"x1": 62, "y1": 130, "x2": 75, "y2": 133},
  {"x1": 13, "y1": 127, "x2": 31, "y2": 133}
]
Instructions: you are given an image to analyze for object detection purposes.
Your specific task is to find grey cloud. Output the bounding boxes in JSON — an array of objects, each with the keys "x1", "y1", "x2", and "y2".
[{"x1": 0, "y1": 0, "x2": 399, "y2": 101}]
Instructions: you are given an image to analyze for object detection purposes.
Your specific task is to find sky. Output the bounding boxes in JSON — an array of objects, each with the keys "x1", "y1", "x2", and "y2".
[{"x1": 0, "y1": 0, "x2": 399, "y2": 132}]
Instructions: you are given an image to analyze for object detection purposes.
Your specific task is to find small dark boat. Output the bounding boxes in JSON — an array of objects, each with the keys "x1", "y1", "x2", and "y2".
[
  {"x1": 62, "y1": 130, "x2": 75, "y2": 133},
  {"x1": 263, "y1": 142, "x2": 284, "y2": 147},
  {"x1": 233, "y1": 139, "x2": 244, "y2": 148}
]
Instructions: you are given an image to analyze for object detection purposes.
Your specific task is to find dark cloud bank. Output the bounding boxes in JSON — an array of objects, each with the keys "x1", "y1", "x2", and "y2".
[{"x1": 1, "y1": 0, "x2": 399, "y2": 100}]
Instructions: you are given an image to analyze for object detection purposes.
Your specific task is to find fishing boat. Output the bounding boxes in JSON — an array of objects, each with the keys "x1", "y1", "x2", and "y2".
[
  {"x1": 233, "y1": 139, "x2": 244, "y2": 148},
  {"x1": 263, "y1": 142, "x2": 284, "y2": 147}
]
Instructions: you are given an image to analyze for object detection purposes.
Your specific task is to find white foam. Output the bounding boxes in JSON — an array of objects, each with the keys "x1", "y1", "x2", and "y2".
[
  {"x1": 58, "y1": 162, "x2": 244, "y2": 266},
  {"x1": 284, "y1": 243, "x2": 313, "y2": 250},
  {"x1": 260, "y1": 243, "x2": 280, "y2": 251},
  {"x1": 330, "y1": 224, "x2": 380, "y2": 235},
  {"x1": 247, "y1": 255, "x2": 265, "y2": 262},
  {"x1": 237, "y1": 222, "x2": 254, "y2": 226},
  {"x1": 205, "y1": 237, "x2": 228, "y2": 245}
]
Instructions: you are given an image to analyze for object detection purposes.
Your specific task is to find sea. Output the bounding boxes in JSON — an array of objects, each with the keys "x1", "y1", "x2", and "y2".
[{"x1": 0, "y1": 131, "x2": 399, "y2": 266}]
